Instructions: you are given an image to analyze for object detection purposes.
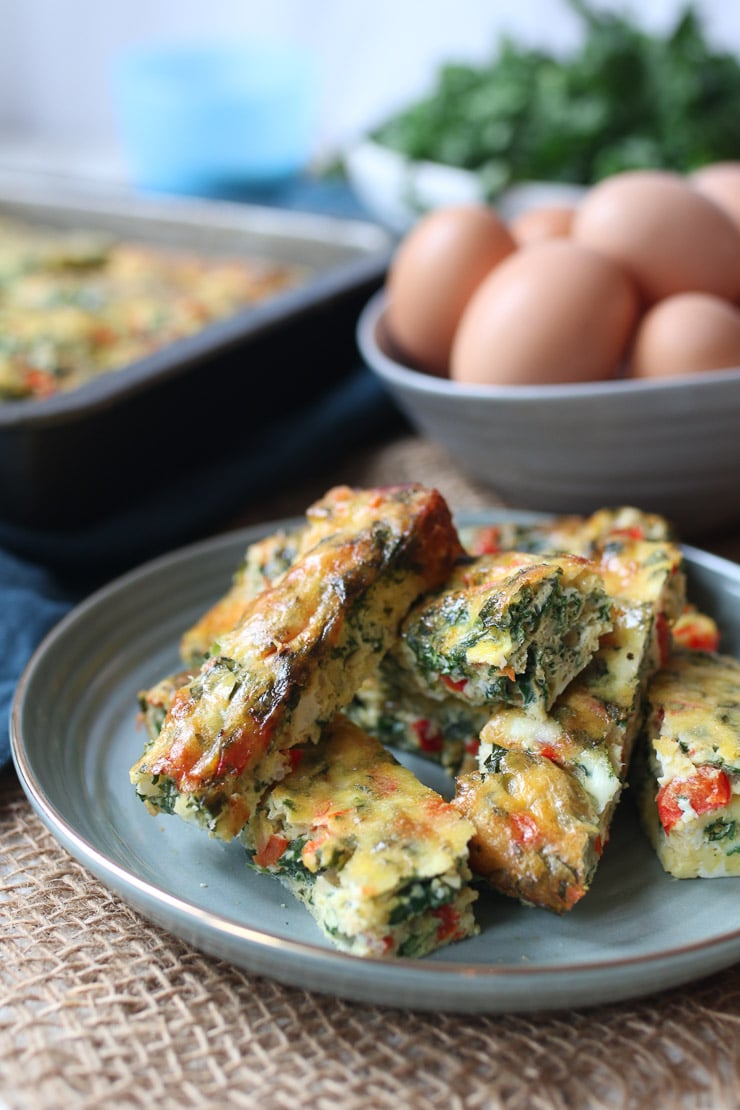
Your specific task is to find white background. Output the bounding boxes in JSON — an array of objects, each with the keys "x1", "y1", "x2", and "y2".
[
  {"x1": 0, "y1": 2, "x2": 736, "y2": 539},
  {"x1": 1, "y1": 0, "x2": 739, "y2": 166}
]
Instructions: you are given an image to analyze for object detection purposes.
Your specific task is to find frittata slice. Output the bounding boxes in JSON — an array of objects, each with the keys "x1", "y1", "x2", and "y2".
[
  {"x1": 179, "y1": 483, "x2": 455, "y2": 667},
  {"x1": 460, "y1": 506, "x2": 674, "y2": 559},
  {"x1": 633, "y1": 650, "x2": 740, "y2": 878},
  {"x1": 456, "y1": 600, "x2": 656, "y2": 911},
  {"x1": 453, "y1": 537, "x2": 687, "y2": 912},
  {"x1": 455, "y1": 753, "x2": 601, "y2": 914},
  {"x1": 396, "y1": 552, "x2": 613, "y2": 712},
  {"x1": 130, "y1": 483, "x2": 464, "y2": 843},
  {"x1": 249, "y1": 714, "x2": 478, "y2": 958}
]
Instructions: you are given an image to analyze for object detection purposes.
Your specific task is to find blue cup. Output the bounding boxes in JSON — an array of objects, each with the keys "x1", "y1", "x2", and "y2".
[{"x1": 112, "y1": 41, "x2": 319, "y2": 195}]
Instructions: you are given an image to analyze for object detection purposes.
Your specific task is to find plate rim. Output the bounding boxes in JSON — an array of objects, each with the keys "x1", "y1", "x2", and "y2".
[{"x1": 10, "y1": 509, "x2": 740, "y2": 1011}]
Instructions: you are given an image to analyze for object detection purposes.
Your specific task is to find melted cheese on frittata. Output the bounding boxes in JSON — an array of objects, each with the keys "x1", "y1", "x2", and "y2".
[{"x1": 251, "y1": 715, "x2": 478, "y2": 957}]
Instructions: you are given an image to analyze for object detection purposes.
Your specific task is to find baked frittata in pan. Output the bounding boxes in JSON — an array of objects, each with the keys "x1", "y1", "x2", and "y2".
[{"x1": 0, "y1": 216, "x2": 303, "y2": 401}]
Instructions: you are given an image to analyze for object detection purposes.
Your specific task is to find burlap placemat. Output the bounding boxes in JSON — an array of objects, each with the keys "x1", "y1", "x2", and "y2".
[{"x1": 3, "y1": 435, "x2": 739, "y2": 1110}]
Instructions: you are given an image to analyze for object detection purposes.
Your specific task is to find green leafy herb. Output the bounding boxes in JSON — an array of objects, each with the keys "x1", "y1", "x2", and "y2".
[
  {"x1": 388, "y1": 878, "x2": 456, "y2": 925},
  {"x1": 366, "y1": 2, "x2": 740, "y2": 196},
  {"x1": 704, "y1": 817, "x2": 737, "y2": 843},
  {"x1": 482, "y1": 743, "x2": 509, "y2": 774},
  {"x1": 146, "y1": 774, "x2": 179, "y2": 815}
]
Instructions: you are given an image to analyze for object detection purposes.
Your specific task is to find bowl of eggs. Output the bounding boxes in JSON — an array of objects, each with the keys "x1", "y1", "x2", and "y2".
[{"x1": 357, "y1": 165, "x2": 740, "y2": 538}]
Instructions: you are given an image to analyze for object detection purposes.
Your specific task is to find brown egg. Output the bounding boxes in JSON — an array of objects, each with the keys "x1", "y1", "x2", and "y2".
[
  {"x1": 450, "y1": 240, "x2": 639, "y2": 386},
  {"x1": 690, "y1": 162, "x2": 740, "y2": 233},
  {"x1": 385, "y1": 204, "x2": 517, "y2": 377},
  {"x1": 509, "y1": 205, "x2": 575, "y2": 246},
  {"x1": 572, "y1": 170, "x2": 740, "y2": 305},
  {"x1": 628, "y1": 292, "x2": 740, "y2": 378}
]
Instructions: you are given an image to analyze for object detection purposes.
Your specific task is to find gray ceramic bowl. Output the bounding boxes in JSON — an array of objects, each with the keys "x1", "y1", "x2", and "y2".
[{"x1": 357, "y1": 290, "x2": 740, "y2": 539}]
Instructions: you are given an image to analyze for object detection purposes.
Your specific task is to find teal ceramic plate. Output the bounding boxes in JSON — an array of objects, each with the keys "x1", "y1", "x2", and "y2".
[{"x1": 11, "y1": 510, "x2": 740, "y2": 1014}]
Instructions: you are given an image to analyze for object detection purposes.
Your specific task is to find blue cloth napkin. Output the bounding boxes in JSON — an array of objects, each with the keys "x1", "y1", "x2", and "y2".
[
  {"x1": 1, "y1": 365, "x2": 402, "y2": 769},
  {"x1": 1, "y1": 547, "x2": 73, "y2": 768}
]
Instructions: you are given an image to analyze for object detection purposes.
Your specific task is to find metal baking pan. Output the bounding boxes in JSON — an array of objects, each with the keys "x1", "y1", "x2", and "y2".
[{"x1": 0, "y1": 174, "x2": 394, "y2": 529}]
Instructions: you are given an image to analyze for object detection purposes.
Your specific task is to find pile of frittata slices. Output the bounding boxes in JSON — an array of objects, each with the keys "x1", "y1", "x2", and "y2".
[{"x1": 131, "y1": 487, "x2": 740, "y2": 959}]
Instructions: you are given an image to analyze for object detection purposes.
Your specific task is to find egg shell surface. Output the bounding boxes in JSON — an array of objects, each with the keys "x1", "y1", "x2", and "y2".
[
  {"x1": 572, "y1": 169, "x2": 740, "y2": 306},
  {"x1": 628, "y1": 292, "x2": 740, "y2": 378},
  {"x1": 385, "y1": 204, "x2": 517, "y2": 377},
  {"x1": 450, "y1": 239, "x2": 639, "y2": 386},
  {"x1": 509, "y1": 205, "x2": 575, "y2": 246},
  {"x1": 690, "y1": 162, "x2": 740, "y2": 234}
]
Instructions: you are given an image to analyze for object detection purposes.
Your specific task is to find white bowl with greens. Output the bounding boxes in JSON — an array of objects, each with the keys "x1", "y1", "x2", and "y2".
[{"x1": 344, "y1": 140, "x2": 585, "y2": 233}]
